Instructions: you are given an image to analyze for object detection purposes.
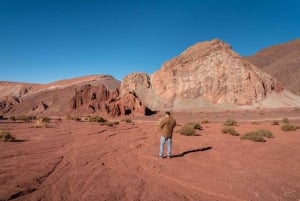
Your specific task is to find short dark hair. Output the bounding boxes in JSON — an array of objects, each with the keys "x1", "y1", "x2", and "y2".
[{"x1": 165, "y1": 111, "x2": 171, "y2": 116}]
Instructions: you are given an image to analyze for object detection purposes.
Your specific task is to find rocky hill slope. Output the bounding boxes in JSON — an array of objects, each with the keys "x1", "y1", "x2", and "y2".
[
  {"x1": 245, "y1": 38, "x2": 300, "y2": 95},
  {"x1": 0, "y1": 75, "x2": 147, "y2": 116},
  {"x1": 122, "y1": 39, "x2": 300, "y2": 111}
]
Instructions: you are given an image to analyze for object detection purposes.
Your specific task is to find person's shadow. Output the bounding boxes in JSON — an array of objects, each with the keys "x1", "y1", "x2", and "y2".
[{"x1": 172, "y1": 146, "x2": 212, "y2": 158}]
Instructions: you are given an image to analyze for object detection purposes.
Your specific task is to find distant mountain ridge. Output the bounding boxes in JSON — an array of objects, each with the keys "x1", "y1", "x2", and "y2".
[{"x1": 245, "y1": 38, "x2": 300, "y2": 95}]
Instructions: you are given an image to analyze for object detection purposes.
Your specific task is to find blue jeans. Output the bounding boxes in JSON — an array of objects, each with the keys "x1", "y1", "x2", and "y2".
[{"x1": 159, "y1": 136, "x2": 172, "y2": 157}]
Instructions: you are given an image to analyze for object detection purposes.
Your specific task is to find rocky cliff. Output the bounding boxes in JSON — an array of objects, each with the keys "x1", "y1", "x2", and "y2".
[{"x1": 0, "y1": 75, "x2": 148, "y2": 116}]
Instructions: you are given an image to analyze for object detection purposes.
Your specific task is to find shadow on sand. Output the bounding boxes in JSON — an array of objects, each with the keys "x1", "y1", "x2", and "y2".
[{"x1": 172, "y1": 146, "x2": 212, "y2": 158}]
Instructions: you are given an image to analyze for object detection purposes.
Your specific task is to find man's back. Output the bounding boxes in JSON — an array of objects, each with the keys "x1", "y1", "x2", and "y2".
[{"x1": 160, "y1": 116, "x2": 176, "y2": 138}]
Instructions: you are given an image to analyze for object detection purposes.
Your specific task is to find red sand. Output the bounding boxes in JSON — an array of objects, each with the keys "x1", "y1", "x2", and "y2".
[{"x1": 0, "y1": 111, "x2": 300, "y2": 201}]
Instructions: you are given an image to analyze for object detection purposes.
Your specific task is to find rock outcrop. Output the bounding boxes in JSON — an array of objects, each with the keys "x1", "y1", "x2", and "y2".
[
  {"x1": 122, "y1": 39, "x2": 284, "y2": 111},
  {"x1": 70, "y1": 84, "x2": 147, "y2": 116},
  {"x1": 0, "y1": 75, "x2": 148, "y2": 116}
]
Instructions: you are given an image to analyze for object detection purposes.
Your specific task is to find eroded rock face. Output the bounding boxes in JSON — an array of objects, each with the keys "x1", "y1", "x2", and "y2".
[
  {"x1": 70, "y1": 84, "x2": 147, "y2": 116},
  {"x1": 122, "y1": 39, "x2": 283, "y2": 110},
  {"x1": 0, "y1": 96, "x2": 20, "y2": 114}
]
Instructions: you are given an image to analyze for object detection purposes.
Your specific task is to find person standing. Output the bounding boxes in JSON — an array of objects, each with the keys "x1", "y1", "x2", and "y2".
[{"x1": 158, "y1": 111, "x2": 176, "y2": 158}]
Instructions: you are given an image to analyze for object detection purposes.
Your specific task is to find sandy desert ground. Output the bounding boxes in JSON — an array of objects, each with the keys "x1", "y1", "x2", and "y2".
[{"x1": 0, "y1": 109, "x2": 300, "y2": 201}]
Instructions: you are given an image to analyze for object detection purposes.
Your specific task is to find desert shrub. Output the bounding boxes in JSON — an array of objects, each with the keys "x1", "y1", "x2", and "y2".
[
  {"x1": 257, "y1": 129, "x2": 274, "y2": 138},
  {"x1": 184, "y1": 122, "x2": 202, "y2": 130},
  {"x1": 281, "y1": 124, "x2": 300, "y2": 131},
  {"x1": 240, "y1": 129, "x2": 273, "y2": 142},
  {"x1": 201, "y1": 119, "x2": 210, "y2": 124},
  {"x1": 121, "y1": 118, "x2": 132, "y2": 123},
  {"x1": 241, "y1": 132, "x2": 265, "y2": 142},
  {"x1": 9, "y1": 116, "x2": 16, "y2": 121},
  {"x1": 282, "y1": 118, "x2": 289, "y2": 124},
  {"x1": 272, "y1": 120, "x2": 279, "y2": 125},
  {"x1": 179, "y1": 126, "x2": 196, "y2": 136},
  {"x1": 34, "y1": 117, "x2": 51, "y2": 128},
  {"x1": 39, "y1": 116, "x2": 51, "y2": 123},
  {"x1": 251, "y1": 121, "x2": 259, "y2": 125},
  {"x1": 89, "y1": 116, "x2": 107, "y2": 122},
  {"x1": 0, "y1": 130, "x2": 15, "y2": 142},
  {"x1": 221, "y1": 126, "x2": 239, "y2": 136},
  {"x1": 16, "y1": 115, "x2": 37, "y2": 122},
  {"x1": 223, "y1": 119, "x2": 237, "y2": 126}
]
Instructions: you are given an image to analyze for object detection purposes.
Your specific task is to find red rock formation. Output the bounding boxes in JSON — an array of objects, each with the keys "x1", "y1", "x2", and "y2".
[
  {"x1": 122, "y1": 39, "x2": 285, "y2": 111},
  {"x1": 0, "y1": 96, "x2": 20, "y2": 114},
  {"x1": 70, "y1": 84, "x2": 147, "y2": 116}
]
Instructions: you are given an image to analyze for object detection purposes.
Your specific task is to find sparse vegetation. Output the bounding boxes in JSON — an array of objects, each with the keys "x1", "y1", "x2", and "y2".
[
  {"x1": 282, "y1": 118, "x2": 289, "y2": 124},
  {"x1": 272, "y1": 120, "x2": 279, "y2": 125},
  {"x1": 40, "y1": 116, "x2": 51, "y2": 123},
  {"x1": 88, "y1": 116, "x2": 107, "y2": 122},
  {"x1": 281, "y1": 124, "x2": 300, "y2": 131},
  {"x1": 201, "y1": 119, "x2": 210, "y2": 124},
  {"x1": 221, "y1": 126, "x2": 239, "y2": 136},
  {"x1": 223, "y1": 119, "x2": 237, "y2": 126},
  {"x1": 240, "y1": 129, "x2": 273, "y2": 142},
  {"x1": 9, "y1": 115, "x2": 37, "y2": 122},
  {"x1": 9, "y1": 116, "x2": 16, "y2": 121},
  {"x1": 179, "y1": 126, "x2": 196, "y2": 136},
  {"x1": 121, "y1": 118, "x2": 132, "y2": 123},
  {"x1": 34, "y1": 116, "x2": 52, "y2": 128},
  {"x1": 179, "y1": 122, "x2": 202, "y2": 136},
  {"x1": 0, "y1": 130, "x2": 15, "y2": 142},
  {"x1": 184, "y1": 122, "x2": 202, "y2": 130},
  {"x1": 99, "y1": 121, "x2": 119, "y2": 127},
  {"x1": 16, "y1": 115, "x2": 37, "y2": 122}
]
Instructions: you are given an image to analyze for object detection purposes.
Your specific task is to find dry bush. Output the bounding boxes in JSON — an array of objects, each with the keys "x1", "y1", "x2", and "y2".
[
  {"x1": 0, "y1": 130, "x2": 15, "y2": 142},
  {"x1": 16, "y1": 115, "x2": 37, "y2": 122},
  {"x1": 240, "y1": 129, "x2": 273, "y2": 142},
  {"x1": 221, "y1": 126, "x2": 239, "y2": 136},
  {"x1": 201, "y1": 119, "x2": 210, "y2": 124},
  {"x1": 9, "y1": 116, "x2": 16, "y2": 121},
  {"x1": 179, "y1": 126, "x2": 196, "y2": 136},
  {"x1": 179, "y1": 122, "x2": 202, "y2": 136},
  {"x1": 282, "y1": 118, "x2": 289, "y2": 124},
  {"x1": 121, "y1": 118, "x2": 132, "y2": 123},
  {"x1": 272, "y1": 120, "x2": 279, "y2": 125},
  {"x1": 223, "y1": 119, "x2": 237, "y2": 126},
  {"x1": 185, "y1": 122, "x2": 202, "y2": 130},
  {"x1": 34, "y1": 116, "x2": 51, "y2": 128},
  {"x1": 89, "y1": 116, "x2": 107, "y2": 122},
  {"x1": 281, "y1": 124, "x2": 300, "y2": 131}
]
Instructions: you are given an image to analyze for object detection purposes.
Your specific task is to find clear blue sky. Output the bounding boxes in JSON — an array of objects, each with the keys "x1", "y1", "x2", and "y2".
[{"x1": 1, "y1": 0, "x2": 299, "y2": 83}]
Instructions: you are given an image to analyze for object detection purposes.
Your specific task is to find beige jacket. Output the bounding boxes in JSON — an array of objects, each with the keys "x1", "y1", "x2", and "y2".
[{"x1": 159, "y1": 116, "x2": 176, "y2": 138}]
